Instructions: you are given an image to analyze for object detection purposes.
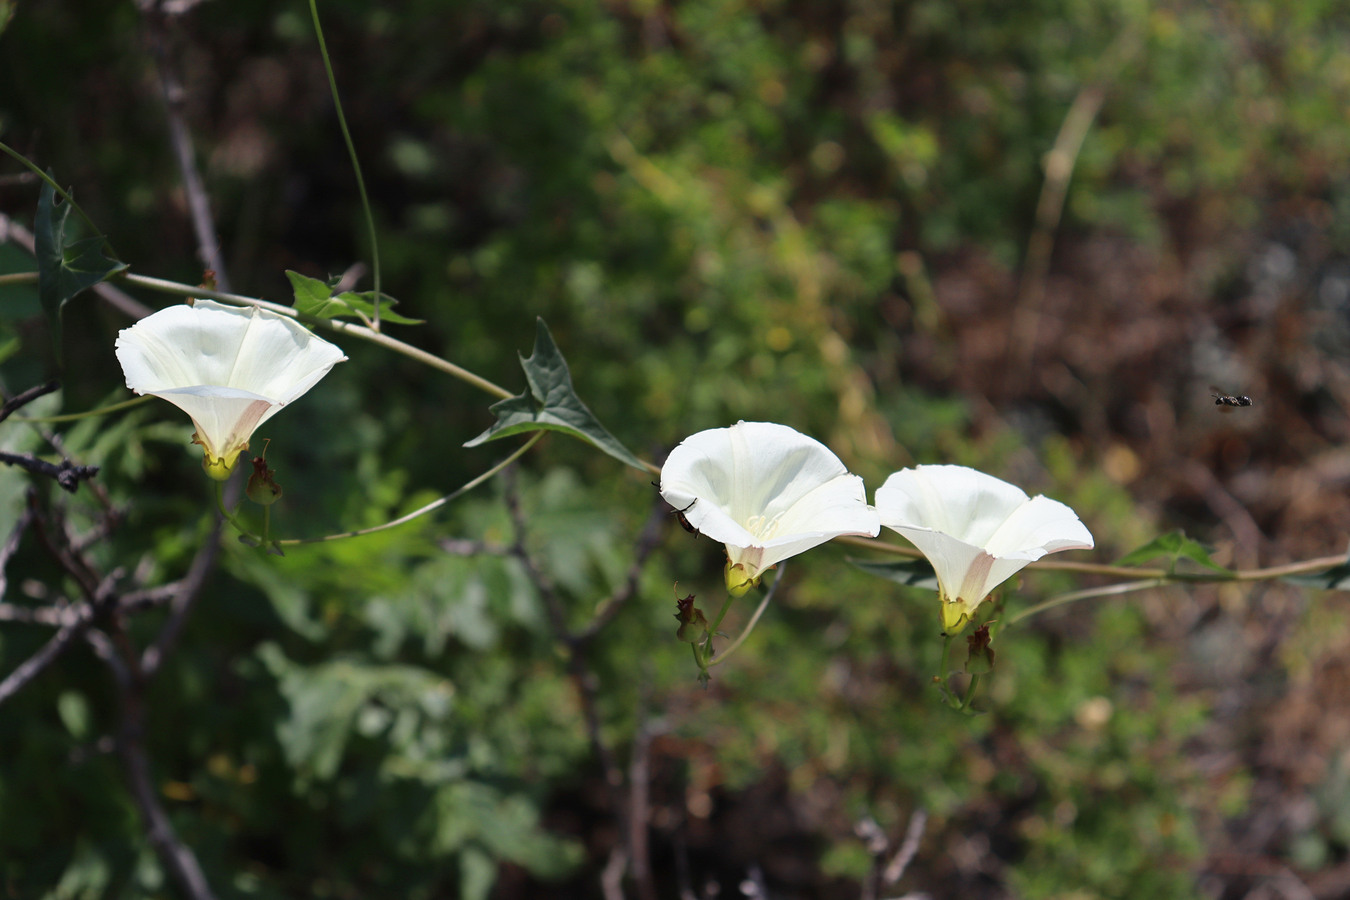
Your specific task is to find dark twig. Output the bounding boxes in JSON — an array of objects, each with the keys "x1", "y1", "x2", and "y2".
[
  {"x1": 88, "y1": 627, "x2": 219, "y2": 900},
  {"x1": 503, "y1": 469, "x2": 650, "y2": 896},
  {"x1": 142, "y1": 9, "x2": 231, "y2": 290},
  {"x1": 141, "y1": 518, "x2": 223, "y2": 677},
  {"x1": 0, "y1": 611, "x2": 93, "y2": 706},
  {"x1": 0, "y1": 451, "x2": 100, "y2": 493},
  {"x1": 0, "y1": 498, "x2": 34, "y2": 600},
  {"x1": 1, "y1": 381, "x2": 60, "y2": 423},
  {"x1": 575, "y1": 501, "x2": 667, "y2": 646}
]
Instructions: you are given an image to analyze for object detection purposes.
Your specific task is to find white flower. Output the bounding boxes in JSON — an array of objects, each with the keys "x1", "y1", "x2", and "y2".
[
  {"x1": 874, "y1": 464, "x2": 1094, "y2": 631},
  {"x1": 115, "y1": 300, "x2": 347, "y2": 480},
  {"x1": 660, "y1": 421, "x2": 880, "y2": 594}
]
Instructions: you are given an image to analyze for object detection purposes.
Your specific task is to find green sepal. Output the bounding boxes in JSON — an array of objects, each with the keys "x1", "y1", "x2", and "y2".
[
  {"x1": 35, "y1": 178, "x2": 127, "y2": 353},
  {"x1": 464, "y1": 318, "x2": 646, "y2": 471},
  {"x1": 1114, "y1": 530, "x2": 1233, "y2": 576},
  {"x1": 285, "y1": 270, "x2": 423, "y2": 325}
]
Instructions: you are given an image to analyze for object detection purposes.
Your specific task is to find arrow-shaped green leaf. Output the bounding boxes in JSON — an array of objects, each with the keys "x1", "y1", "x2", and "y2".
[
  {"x1": 1115, "y1": 530, "x2": 1233, "y2": 575},
  {"x1": 35, "y1": 179, "x2": 127, "y2": 353},
  {"x1": 464, "y1": 318, "x2": 646, "y2": 471},
  {"x1": 285, "y1": 270, "x2": 423, "y2": 325}
]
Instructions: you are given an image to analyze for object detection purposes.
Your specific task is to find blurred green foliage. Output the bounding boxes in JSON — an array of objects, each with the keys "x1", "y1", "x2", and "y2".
[{"x1": 4, "y1": 0, "x2": 1348, "y2": 896}]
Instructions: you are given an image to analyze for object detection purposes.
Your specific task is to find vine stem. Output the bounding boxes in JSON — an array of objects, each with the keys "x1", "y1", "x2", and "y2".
[
  {"x1": 0, "y1": 141, "x2": 107, "y2": 244},
  {"x1": 308, "y1": 0, "x2": 381, "y2": 330},
  {"x1": 835, "y1": 533, "x2": 1350, "y2": 584},
  {"x1": 279, "y1": 433, "x2": 542, "y2": 545},
  {"x1": 12, "y1": 395, "x2": 153, "y2": 423},
  {"x1": 706, "y1": 565, "x2": 785, "y2": 669}
]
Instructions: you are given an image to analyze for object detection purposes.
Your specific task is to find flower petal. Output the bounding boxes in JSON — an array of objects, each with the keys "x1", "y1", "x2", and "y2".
[
  {"x1": 875, "y1": 464, "x2": 1031, "y2": 546},
  {"x1": 151, "y1": 386, "x2": 275, "y2": 461},
  {"x1": 876, "y1": 464, "x2": 1094, "y2": 627},
  {"x1": 984, "y1": 495, "x2": 1095, "y2": 556},
  {"x1": 115, "y1": 301, "x2": 346, "y2": 402},
  {"x1": 115, "y1": 301, "x2": 346, "y2": 477},
  {"x1": 660, "y1": 421, "x2": 880, "y2": 579}
]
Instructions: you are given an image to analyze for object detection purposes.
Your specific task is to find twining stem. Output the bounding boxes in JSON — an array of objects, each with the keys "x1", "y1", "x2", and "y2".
[
  {"x1": 213, "y1": 481, "x2": 255, "y2": 541},
  {"x1": 308, "y1": 0, "x2": 381, "y2": 330},
  {"x1": 960, "y1": 674, "x2": 981, "y2": 711},
  {"x1": 938, "y1": 632, "x2": 953, "y2": 684},
  {"x1": 12, "y1": 395, "x2": 153, "y2": 423},
  {"x1": 279, "y1": 433, "x2": 542, "y2": 545},
  {"x1": 706, "y1": 566, "x2": 784, "y2": 669},
  {"x1": 0, "y1": 141, "x2": 108, "y2": 244},
  {"x1": 1006, "y1": 578, "x2": 1167, "y2": 626},
  {"x1": 835, "y1": 534, "x2": 1349, "y2": 585},
  {"x1": 704, "y1": 589, "x2": 739, "y2": 639}
]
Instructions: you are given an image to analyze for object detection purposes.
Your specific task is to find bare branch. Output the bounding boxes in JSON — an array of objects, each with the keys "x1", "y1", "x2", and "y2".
[
  {"x1": 576, "y1": 500, "x2": 667, "y2": 646},
  {"x1": 0, "y1": 498, "x2": 35, "y2": 600},
  {"x1": 141, "y1": 9, "x2": 231, "y2": 290},
  {"x1": 141, "y1": 519, "x2": 223, "y2": 677},
  {"x1": 628, "y1": 712, "x2": 666, "y2": 900},
  {"x1": 88, "y1": 627, "x2": 219, "y2": 900},
  {"x1": 0, "y1": 610, "x2": 93, "y2": 705},
  {"x1": 883, "y1": 808, "x2": 928, "y2": 886},
  {"x1": 1, "y1": 381, "x2": 60, "y2": 423},
  {"x1": 0, "y1": 451, "x2": 100, "y2": 493},
  {"x1": 503, "y1": 469, "x2": 637, "y2": 890}
]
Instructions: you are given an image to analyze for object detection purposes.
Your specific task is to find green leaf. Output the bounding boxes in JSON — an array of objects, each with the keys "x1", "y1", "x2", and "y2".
[
  {"x1": 464, "y1": 318, "x2": 646, "y2": 471},
  {"x1": 1114, "y1": 531, "x2": 1233, "y2": 575},
  {"x1": 285, "y1": 270, "x2": 423, "y2": 325},
  {"x1": 34, "y1": 179, "x2": 126, "y2": 352},
  {"x1": 1281, "y1": 549, "x2": 1350, "y2": 590},
  {"x1": 849, "y1": 557, "x2": 939, "y2": 590}
]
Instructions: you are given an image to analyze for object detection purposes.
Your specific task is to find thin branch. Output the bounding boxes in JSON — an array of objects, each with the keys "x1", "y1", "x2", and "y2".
[
  {"x1": 0, "y1": 498, "x2": 34, "y2": 600},
  {"x1": 883, "y1": 808, "x2": 928, "y2": 885},
  {"x1": 627, "y1": 710, "x2": 664, "y2": 900},
  {"x1": 1006, "y1": 578, "x2": 1167, "y2": 626},
  {"x1": 836, "y1": 533, "x2": 1350, "y2": 584},
  {"x1": 0, "y1": 451, "x2": 100, "y2": 493},
  {"x1": 575, "y1": 500, "x2": 668, "y2": 645},
  {"x1": 279, "y1": 434, "x2": 541, "y2": 545},
  {"x1": 88, "y1": 627, "x2": 219, "y2": 900},
  {"x1": 705, "y1": 565, "x2": 785, "y2": 668},
  {"x1": 601, "y1": 847, "x2": 629, "y2": 900},
  {"x1": 1006, "y1": 82, "x2": 1107, "y2": 380},
  {"x1": 142, "y1": 7, "x2": 231, "y2": 290},
  {"x1": 0, "y1": 611, "x2": 92, "y2": 705},
  {"x1": 1, "y1": 381, "x2": 59, "y2": 423},
  {"x1": 504, "y1": 470, "x2": 635, "y2": 887},
  {"x1": 140, "y1": 517, "x2": 223, "y2": 677}
]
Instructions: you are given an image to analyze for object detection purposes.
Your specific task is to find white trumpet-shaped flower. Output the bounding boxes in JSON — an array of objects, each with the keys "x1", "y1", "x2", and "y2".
[
  {"x1": 875, "y1": 465, "x2": 1094, "y2": 631},
  {"x1": 115, "y1": 300, "x2": 346, "y2": 480},
  {"x1": 660, "y1": 421, "x2": 880, "y2": 594}
]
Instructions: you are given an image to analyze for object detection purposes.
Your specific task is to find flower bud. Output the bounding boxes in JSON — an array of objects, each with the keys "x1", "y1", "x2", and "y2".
[
  {"x1": 674, "y1": 591, "x2": 709, "y2": 643},
  {"x1": 246, "y1": 454, "x2": 283, "y2": 505},
  {"x1": 965, "y1": 624, "x2": 996, "y2": 675}
]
